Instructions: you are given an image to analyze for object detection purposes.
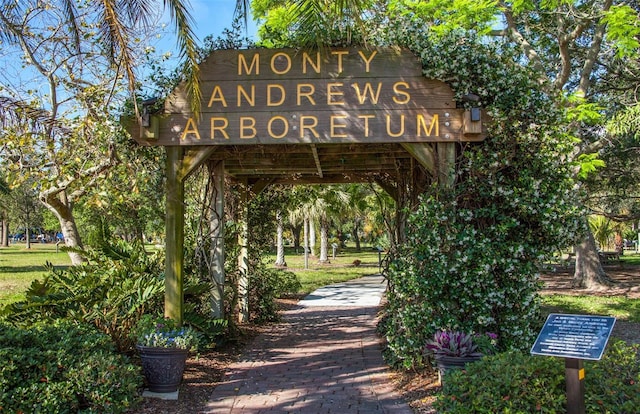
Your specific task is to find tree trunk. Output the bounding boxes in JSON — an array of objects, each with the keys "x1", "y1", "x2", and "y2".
[
  {"x1": 26, "y1": 226, "x2": 31, "y2": 249},
  {"x1": 303, "y1": 217, "x2": 309, "y2": 269},
  {"x1": 290, "y1": 224, "x2": 301, "y2": 252},
  {"x1": 573, "y1": 227, "x2": 614, "y2": 289},
  {"x1": 309, "y1": 219, "x2": 316, "y2": 257},
  {"x1": 274, "y1": 210, "x2": 287, "y2": 267},
  {"x1": 318, "y1": 217, "x2": 329, "y2": 264},
  {"x1": 42, "y1": 192, "x2": 85, "y2": 265},
  {"x1": 353, "y1": 217, "x2": 361, "y2": 251},
  {"x1": 1, "y1": 220, "x2": 8, "y2": 247}
]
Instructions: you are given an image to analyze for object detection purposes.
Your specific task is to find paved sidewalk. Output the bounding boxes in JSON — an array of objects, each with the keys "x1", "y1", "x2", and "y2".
[{"x1": 203, "y1": 274, "x2": 413, "y2": 414}]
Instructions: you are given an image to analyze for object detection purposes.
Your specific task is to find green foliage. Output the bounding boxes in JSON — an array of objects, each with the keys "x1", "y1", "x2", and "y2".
[
  {"x1": 381, "y1": 31, "x2": 584, "y2": 368},
  {"x1": 391, "y1": 0, "x2": 500, "y2": 36},
  {"x1": 249, "y1": 268, "x2": 301, "y2": 323},
  {"x1": 603, "y1": 5, "x2": 640, "y2": 58},
  {"x1": 0, "y1": 320, "x2": 141, "y2": 413},
  {"x1": 1, "y1": 241, "x2": 165, "y2": 351},
  {"x1": 588, "y1": 215, "x2": 615, "y2": 250},
  {"x1": 435, "y1": 341, "x2": 640, "y2": 413},
  {"x1": 131, "y1": 314, "x2": 200, "y2": 350},
  {"x1": 577, "y1": 153, "x2": 606, "y2": 180}
]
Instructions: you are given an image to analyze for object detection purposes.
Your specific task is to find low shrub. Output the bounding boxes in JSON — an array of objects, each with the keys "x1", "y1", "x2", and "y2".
[
  {"x1": 0, "y1": 241, "x2": 164, "y2": 351},
  {"x1": 435, "y1": 340, "x2": 640, "y2": 413},
  {"x1": 249, "y1": 268, "x2": 301, "y2": 323},
  {"x1": 1, "y1": 240, "x2": 226, "y2": 352},
  {"x1": 0, "y1": 320, "x2": 141, "y2": 413}
]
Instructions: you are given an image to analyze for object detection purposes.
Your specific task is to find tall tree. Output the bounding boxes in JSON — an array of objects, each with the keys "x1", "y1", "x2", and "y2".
[
  {"x1": 252, "y1": 0, "x2": 373, "y2": 47},
  {"x1": 0, "y1": 0, "x2": 200, "y2": 264},
  {"x1": 6, "y1": 183, "x2": 43, "y2": 249},
  {"x1": 0, "y1": 175, "x2": 10, "y2": 247},
  {"x1": 274, "y1": 210, "x2": 287, "y2": 267},
  {"x1": 381, "y1": 0, "x2": 640, "y2": 288}
]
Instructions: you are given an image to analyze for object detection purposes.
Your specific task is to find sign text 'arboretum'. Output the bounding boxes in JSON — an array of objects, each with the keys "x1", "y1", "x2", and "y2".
[{"x1": 147, "y1": 48, "x2": 481, "y2": 145}]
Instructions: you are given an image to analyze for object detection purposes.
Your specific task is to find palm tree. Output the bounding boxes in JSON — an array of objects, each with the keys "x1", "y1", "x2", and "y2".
[
  {"x1": 589, "y1": 215, "x2": 615, "y2": 251},
  {"x1": 0, "y1": 0, "x2": 200, "y2": 117},
  {"x1": 311, "y1": 186, "x2": 350, "y2": 263},
  {"x1": 0, "y1": 175, "x2": 9, "y2": 247},
  {"x1": 252, "y1": 0, "x2": 371, "y2": 48},
  {"x1": 274, "y1": 210, "x2": 287, "y2": 267}
]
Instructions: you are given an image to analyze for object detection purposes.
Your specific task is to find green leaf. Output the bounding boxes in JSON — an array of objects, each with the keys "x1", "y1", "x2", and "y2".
[
  {"x1": 603, "y1": 5, "x2": 640, "y2": 58},
  {"x1": 577, "y1": 153, "x2": 606, "y2": 179}
]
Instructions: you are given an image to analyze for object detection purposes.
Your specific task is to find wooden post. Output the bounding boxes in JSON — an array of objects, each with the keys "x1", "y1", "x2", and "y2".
[
  {"x1": 165, "y1": 146, "x2": 185, "y2": 324},
  {"x1": 303, "y1": 216, "x2": 309, "y2": 269},
  {"x1": 237, "y1": 179, "x2": 249, "y2": 323},
  {"x1": 566, "y1": 358, "x2": 586, "y2": 414},
  {"x1": 209, "y1": 161, "x2": 225, "y2": 319},
  {"x1": 437, "y1": 142, "x2": 456, "y2": 187}
]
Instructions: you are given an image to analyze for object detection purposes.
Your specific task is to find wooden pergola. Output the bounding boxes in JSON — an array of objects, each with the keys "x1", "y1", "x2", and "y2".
[{"x1": 132, "y1": 47, "x2": 485, "y2": 324}]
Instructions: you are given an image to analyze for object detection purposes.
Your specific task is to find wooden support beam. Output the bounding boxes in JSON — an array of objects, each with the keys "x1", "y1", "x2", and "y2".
[
  {"x1": 209, "y1": 161, "x2": 225, "y2": 319},
  {"x1": 310, "y1": 144, "x2": 323, "y2": 178},
  {"x1": 401, "y1": 143, "x2": 436, "y2": 176},
  {"x1": 437, "y1": 142, "x2": 456, "y2": 187},
  {"x1": 165, "y1": 146, "x2": 185, "y2": 324},
  {"x1": 178, "y1": 147, "x2": 218, "y2": 181},
  {"x1": 374, "y1": 178, "x2": 399, "y2": 202},
  {"x1": 237, "y1": 179, "x2": 249, "y2": 323},
  {"x1": 250, "y1": 178, "x2": 275, "y2": 195}
]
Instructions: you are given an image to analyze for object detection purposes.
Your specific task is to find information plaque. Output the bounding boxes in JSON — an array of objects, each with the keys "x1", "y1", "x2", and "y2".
[{"x1": 530, "y1": 314, "x2": 616, "y2": 360}]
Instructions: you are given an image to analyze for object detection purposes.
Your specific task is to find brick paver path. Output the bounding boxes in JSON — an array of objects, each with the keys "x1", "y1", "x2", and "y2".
[{"x1": 203, "y1": 277, "x2": 412, "y2": 414}]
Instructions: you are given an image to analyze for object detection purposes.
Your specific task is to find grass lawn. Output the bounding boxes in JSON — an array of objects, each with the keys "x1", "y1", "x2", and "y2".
[
  {"x1": 267, "y1": 246, "x2": 385, "y2": 294},
  {"x1": 2, "y1": 242, "x2": 638, "y2": 325},
  {"x1": 620, "y1": 252, "x2": 640, "y2": 266},
  {"x1": 0, "y1": 243, "x2": 71, "y2": 305},
  {"x1": 541, "y1": 295, "x2": 640, "y2": 322}
]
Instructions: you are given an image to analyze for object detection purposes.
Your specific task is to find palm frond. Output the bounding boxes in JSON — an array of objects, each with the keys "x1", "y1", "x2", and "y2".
[
  {"x1": 0, "y1": 0, "x2": 22, "y2": 43},
  {"x1": 289, "y1": 0, "x2": 370, "y2": 48},
  {"x1": 0, "y1": 96, "x2": 70, "y2": 135},
  {"x1": 60, "y1": 0, "x2": 81, "y2": 52},
  {"x1": 97, "y1": 0, "x2": 139, "y2": 111},
  {"x1": 164, "y1": 0, "x2": 201, "y2": 119},
  {"x1": 234, "y1": 0, "x2": 251, "y2": 33}
]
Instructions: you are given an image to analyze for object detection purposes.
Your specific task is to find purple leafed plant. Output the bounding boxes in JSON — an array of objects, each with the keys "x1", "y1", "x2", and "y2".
[{"x1": 425, "y1": 330, "x2": 483, "y2": 357}]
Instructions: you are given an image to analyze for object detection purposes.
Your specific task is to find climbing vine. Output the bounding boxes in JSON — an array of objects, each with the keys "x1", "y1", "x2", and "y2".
[{"x1": 380, "y1": 29, "x2": 584, "y2": 368}]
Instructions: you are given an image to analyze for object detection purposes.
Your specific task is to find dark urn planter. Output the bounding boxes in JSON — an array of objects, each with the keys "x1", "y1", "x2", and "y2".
[
  {"x1": 137, "y1": 346, "x2": 189, "y2": 393},
  {"x1": 434, "y1": 354, "x2": 482, "y2": 385}
]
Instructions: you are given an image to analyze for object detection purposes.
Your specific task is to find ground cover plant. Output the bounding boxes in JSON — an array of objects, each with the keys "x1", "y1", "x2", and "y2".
[
  {"x1": 1, "y1": 241, "x2": 166, "y2": 351},
  {"x1": 434, "y1": 341, "x2": 640, "y2": 413},
  {"x1": 0, "y1": 320, "x2": 141, "y2": 413}
]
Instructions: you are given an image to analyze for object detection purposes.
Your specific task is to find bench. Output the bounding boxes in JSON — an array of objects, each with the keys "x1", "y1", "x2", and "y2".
[{"x1": 599, "y1": 251, "x2": 621, "y2": 265}]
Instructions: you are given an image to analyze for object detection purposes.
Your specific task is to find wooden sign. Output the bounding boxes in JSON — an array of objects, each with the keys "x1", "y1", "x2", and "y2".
[{"x1": 139, "y1": 48, "x2": 485, "y2": 146}]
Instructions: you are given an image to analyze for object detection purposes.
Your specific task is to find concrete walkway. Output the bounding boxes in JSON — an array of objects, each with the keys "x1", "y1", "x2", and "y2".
[{"x1": 203, "y1": 274, "x2": 413, "y2": 414}]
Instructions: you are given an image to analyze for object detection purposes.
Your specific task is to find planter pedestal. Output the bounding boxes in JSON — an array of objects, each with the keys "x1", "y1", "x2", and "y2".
[{"x1": 137, "y1": 346, "x2": 189, "y2": 393}]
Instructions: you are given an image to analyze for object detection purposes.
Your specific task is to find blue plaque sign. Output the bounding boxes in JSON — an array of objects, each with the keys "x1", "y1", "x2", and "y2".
[{"x1": 530, "y1": 314, "x2": 616, "y2": 361}]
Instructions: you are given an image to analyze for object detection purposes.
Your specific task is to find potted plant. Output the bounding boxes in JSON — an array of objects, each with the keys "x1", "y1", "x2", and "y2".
[
  {"x1": 132, "y1": 315, "x2": 199, "y2": 393},
  {"x1": 425, "y1": 330, "x2": 497, "y2": 383}
]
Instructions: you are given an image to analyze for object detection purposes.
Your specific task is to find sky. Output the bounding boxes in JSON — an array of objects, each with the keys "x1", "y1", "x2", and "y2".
[{"x1": 156, "y1": 0, "x2": 258, "y2": 55}]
